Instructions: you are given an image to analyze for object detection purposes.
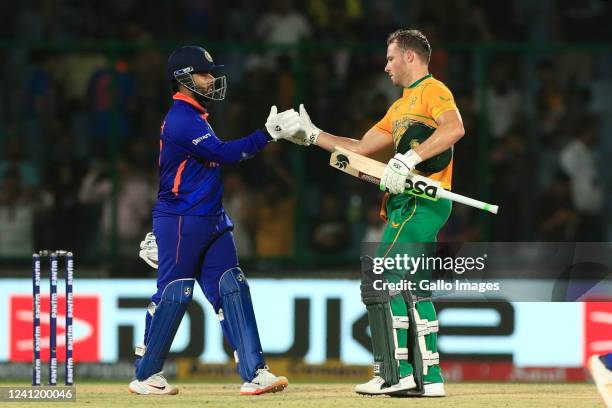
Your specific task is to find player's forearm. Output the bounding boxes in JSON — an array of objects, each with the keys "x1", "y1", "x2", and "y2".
[
  {"x1": 413, "y1": 123, "x2": 464, "y2": 161},
  {"x1": 315, "y1": 127, "x2": 392, "y2": 158},
  {"x1": 315, "y1": 131, "x2": 361, "y2": 153},
  {"x1": 298, "y1": 104, "x2": 391, "y2": 156},
  {"x1": 185, "y1": 129, "x2": 270, "y2": 165}
]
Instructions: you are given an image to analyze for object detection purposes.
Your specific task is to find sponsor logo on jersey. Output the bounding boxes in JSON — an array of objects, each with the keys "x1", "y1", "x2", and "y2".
[
  {"x1": 192, "y1": 133, "x2": 211, "y2": 145},
  {"x1": 408, "y1": 95, "x2": 417, "y2": 108}
]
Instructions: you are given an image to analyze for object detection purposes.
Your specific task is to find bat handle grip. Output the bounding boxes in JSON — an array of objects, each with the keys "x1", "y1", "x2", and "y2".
[{"x1": 437, "y1": 189, "x2": 499, "y2": 215}]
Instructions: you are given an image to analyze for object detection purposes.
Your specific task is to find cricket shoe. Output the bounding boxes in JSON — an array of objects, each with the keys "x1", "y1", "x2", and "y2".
[
  {"x1": 588, "y1": 354, "x2": 612, "y2": 407},
  {"x1": 128, "y1": 372, "x2": 179, "y2": 395},
  {"x1": 354, "y1": 375, "x2": 416, "y2": 395},
  {"x1": 240, "y1": 366, "x2": 288, "y2": 395},
  {"x1": 389, "y1": 381, "x2": 446, "y2": 397}
]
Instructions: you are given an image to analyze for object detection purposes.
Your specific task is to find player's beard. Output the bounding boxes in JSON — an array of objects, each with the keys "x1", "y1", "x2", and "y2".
[
  {"x1": 194, "y1": 93, "x2": 211, "y2": 108},
  {"x1": 388, "y1": 70, "x2": 401, "y2": 86},
  {"x1": 194, "y1": 81, "x2": 218, "y2": 107}
]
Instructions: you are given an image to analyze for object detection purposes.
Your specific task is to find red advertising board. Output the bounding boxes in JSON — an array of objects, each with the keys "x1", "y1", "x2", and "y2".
[
  {"x1": 9, "y1": 295, "x2": 100, "y2": 362},
  {"x1": 584, "y1": 301, "x2": 612, "y2": 365}
]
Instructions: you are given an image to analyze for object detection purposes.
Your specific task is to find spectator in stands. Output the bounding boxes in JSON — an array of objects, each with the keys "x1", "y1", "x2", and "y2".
[
  {"x1": 78, "y1": 156, "x2": 156, "y2": 256},
  {"x1": 0, "y1": 166, "x2": 35, "y2": 256},
  {"x1": 487, "y1": 62, "x2": 522, "y2": 139},
  {"x1": 252, "y1": 143, "x2": 296, "y2": 257},
  {"x1": 311, "y1": 192, "x2": 351, "y2": 253},
  {"x1": 363, "y1": 202, "x2": 385, "y2": 242},
  {"x1": 87, "y1": 58, "x2": 137, "y2": 149},
  {"x1": 256, "y1": 0, "x2": 312, "y2": 48},
  {"x1": 535, "y1": 60, "x2": 565, "y2": 135},
  {"x1": 559, "y1": 117, "x2": 604, "y2": 240},
  {"x1": 537, "y1": 171, "x2": 578, "y2": 241},
  {"x1": 490, "y1": 125, "x2": 536, "y2": 240},
  {"x1": 223, "y1": 171, "x2": 255, "y2": 257},
  {"x1": 38, "y1": 132, "x2": 89, "y2": 252},
  {"x1": 0, "y1": 138, "x2": 38, "y2": 187}
]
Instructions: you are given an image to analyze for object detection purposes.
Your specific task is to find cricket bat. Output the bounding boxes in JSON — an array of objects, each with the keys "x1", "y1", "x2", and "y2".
[{"x1": 330, "y1": 146, "x2": 499, "y2": 214}]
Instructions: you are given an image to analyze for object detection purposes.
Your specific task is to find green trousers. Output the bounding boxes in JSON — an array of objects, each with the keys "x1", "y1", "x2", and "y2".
[{"x1": 376, "y1": 194, "x2": 451, "y2": 382}]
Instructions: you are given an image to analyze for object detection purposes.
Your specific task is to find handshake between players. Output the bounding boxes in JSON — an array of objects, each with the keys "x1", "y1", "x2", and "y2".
[{"x1": 134, "y1": 34, "x2": 457, "y2": 398}]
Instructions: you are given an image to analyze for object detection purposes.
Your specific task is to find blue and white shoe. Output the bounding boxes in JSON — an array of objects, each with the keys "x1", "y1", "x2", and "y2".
[
  {"x1": 239, "y1": 366, "x2": 288, "y2": 395},
  {"x1": 128, "y1": 372, "x2": 178, "y2": 395}
]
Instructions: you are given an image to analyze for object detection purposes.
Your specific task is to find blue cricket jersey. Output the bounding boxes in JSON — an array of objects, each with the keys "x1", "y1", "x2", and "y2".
[{"x1": 153, "y1": 92, "x2": 270, "y2": 215}]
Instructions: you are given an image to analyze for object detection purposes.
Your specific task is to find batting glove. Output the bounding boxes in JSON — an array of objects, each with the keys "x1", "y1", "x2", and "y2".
[
  {"x1": 380, "y1": 150, "x2": 423, "y2": 194},
  {"x1": 265, "y1": 106, "x2": 300, "y2": 141},
  {"x1": 139, "y1": 232, "x2": 158, "y2": 269},
  {"x1": 294, "y1": 103, "x2": 322, "y2": 145}
]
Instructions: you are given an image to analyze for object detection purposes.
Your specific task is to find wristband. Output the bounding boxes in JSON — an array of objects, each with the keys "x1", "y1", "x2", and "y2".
[
  {"x1": 308, "y1": 127, "x2": 322, "y2": 145},
  {"x1": 401, "y1": 149, "x2": 423, "y2": 169}
]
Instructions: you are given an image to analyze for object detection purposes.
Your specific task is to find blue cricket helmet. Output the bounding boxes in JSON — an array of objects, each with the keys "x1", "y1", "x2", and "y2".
[{"x1": 166, "y1": 45, "x2": 226, "y2": 100}]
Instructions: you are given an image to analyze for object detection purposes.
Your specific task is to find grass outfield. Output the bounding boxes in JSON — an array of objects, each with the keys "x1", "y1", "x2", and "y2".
[{"x1": 1, "y1": 382, "x2": 602, "y2": 408}]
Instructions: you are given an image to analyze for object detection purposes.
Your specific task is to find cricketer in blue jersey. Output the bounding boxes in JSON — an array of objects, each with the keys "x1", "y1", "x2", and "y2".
[{"x1": 128, "y1": 45, "x2": 300, "y2": 396}]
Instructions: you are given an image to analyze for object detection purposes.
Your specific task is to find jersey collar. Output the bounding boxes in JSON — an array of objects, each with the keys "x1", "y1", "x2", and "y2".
[
  {"x1": 403, "y1": 73, "x2": 432, "y2": 96},
  {"x1": 173, "y1": 92, "x2": 208, "y2": 114}
]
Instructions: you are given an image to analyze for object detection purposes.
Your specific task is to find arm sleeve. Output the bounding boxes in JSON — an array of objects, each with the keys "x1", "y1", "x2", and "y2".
[
  {"x1": 423, "y1": 83, "x2": 458, "y2": 121},
  {"x1": 173, "y1": 120, "x2": 270, "y2": 164}
]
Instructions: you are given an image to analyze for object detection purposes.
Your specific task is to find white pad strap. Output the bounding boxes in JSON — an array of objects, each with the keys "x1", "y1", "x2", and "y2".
[
  {"x1": 135, "y1": 344, "x2": 146, "y2": 357},
  {"x1": 147, "y1": 301, "x2": 157, "y2": 316},
  {"x1": 390, "y1": 306, "x2": 400, "y2": 366},
  {"x1": 417, "y1": 318, "x2": 439, "y2": 336},
  {"x1": 395, "y1": 348, "x2": 409, "y2": 360},
  {"x1": 392, "y1": 315, "x2": 438, "y2": 334},
  {"x1": 428, "y1": 320, "x2": 439, "y2": 333},
  {"x1": 392, "y1": 316, "x2": 409, "y2": 329},
  {"x1": 422, "y1": 351, "x2": 440, "y2": 366},
  {"x1": 390, "y1": 306, "x2": 440, "y2": 374},
  {"x1": 413, "y1": 308, "x2": 439, "y2": 375},
  {"x1": 394, "y1": 348, "x2": 439, "y2": 363}
]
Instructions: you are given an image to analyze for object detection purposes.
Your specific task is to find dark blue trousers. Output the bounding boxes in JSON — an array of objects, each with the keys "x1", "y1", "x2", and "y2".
[{"x1": 152, "y1": 212, "x2": 236, "y2": 311}]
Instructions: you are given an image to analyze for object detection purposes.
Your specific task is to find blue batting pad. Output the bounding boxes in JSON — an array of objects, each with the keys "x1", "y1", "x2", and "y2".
[
  {"x1": 142, "y1": 303, "x2": 155, "y2": 345},
  {"x1": 602, "y1": 353, "x2": 612, "y2": 370},
  {"x1": 219, "y1": 318, "x2": 237, "y2": 351},
  {"x1": 219, "y1": 268, "x2": 265, "y2": 382},
  {"x1": 135, "y1": 278, "x2": 195, "y2": 380}
]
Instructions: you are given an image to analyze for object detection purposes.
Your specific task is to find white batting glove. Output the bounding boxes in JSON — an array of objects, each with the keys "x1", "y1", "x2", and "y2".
[
  {"x1": 297, "y1": 104, "x2": 322, "y2": 145},
  {"x1": 380, "y1": 150, "x2": 423, "y2": 194},
  {"x1": 265, "y1": 105, "x2": 300, "y2": 141},
  {"x1": 139, "y1": 232, "x2": 158, "y2": 269}
]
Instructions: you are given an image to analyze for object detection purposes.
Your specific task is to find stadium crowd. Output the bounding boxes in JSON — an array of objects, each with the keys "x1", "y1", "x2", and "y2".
[{"x1": 0, "y1": 0, "x2": 610, "y2": 272}]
